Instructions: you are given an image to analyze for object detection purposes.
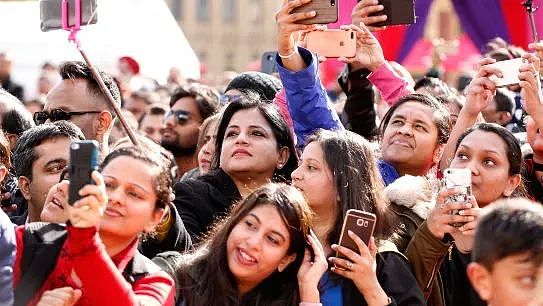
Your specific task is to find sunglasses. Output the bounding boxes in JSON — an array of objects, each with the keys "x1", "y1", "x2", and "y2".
[
  {"x1": 166, "y1": 110, "x2": 191, "y2": 125},
  {"x1": 34, "y1": 109, "x2": 101, "y2": 125},
  {"x1": 219, "y1": 94, "x2": 243, "y2": 105}
]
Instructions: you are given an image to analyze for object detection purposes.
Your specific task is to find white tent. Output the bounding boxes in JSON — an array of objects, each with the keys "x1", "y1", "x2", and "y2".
[{"x1": 0, "y1": 0, "x2": 200, "y2": 99}]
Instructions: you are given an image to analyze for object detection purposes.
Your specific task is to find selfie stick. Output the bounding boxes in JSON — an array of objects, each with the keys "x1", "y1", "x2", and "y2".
[
  {"x1": 61, "y1": 0, "x2": 140, "y2": 146},
  {"x1": 523, "y1": 0, "x2": 539, "y2": 43}
]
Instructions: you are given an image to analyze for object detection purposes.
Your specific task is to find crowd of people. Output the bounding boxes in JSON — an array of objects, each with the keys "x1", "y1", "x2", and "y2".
[{"x1": 0, "y1": 0, "x2": 543, "y2": 305}]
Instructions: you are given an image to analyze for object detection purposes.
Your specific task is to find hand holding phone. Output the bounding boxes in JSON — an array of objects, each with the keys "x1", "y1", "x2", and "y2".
[
  {"x1": 291, "y1": 0, "x2": 338, "y2": 25},
  {"x1": 367, "y1": 0, "x2": 415, "y2": 27},
  {"x1": 444, "y1": 168, "x2": 471, "y2": 227},
  {"x1": 486, "y1": 58, "x2": 526, "y2": 87},
  {"x1": 68, "y1": 140, "x2": 99, "y2": 205},
  {"x1": 337, "y1": 209, "x2": 376, "y2": 259}
]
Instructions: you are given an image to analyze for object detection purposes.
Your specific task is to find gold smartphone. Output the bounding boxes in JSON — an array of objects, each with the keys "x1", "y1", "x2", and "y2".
[
  {"x1": 337, "y1": 209, "x2": 376, "y2": 259},
  {"x1": 305, "y1": 29, "x2": 356, "y2": 58}
]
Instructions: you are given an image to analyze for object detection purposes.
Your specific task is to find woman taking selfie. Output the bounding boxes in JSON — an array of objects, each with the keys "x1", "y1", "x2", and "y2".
[
  {"x1": 13, "y1": 147, "x2": 176, "y2": 306},
  {"x1": 291, "y1": 129, "x2": 425, "y2": 305},
  {"x1": 174, "y1": 96, "x2": 298, "y2": 242},
  {"x1": 405, "y1": 54, "x2": 537, "y2": 306},
  {"x1": 155, "y1": 183, "x2": 328, "y2": 306}
]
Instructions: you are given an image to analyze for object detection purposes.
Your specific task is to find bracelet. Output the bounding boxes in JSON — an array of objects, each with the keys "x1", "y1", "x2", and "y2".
[{"x1": 278, "y1": 47, "x2": 298, "y2": 59}]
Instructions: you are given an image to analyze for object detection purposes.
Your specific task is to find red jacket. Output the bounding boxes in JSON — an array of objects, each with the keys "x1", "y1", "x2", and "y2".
[{"x1": 14, "y1": 225, "x2": 175, "y2": 306}]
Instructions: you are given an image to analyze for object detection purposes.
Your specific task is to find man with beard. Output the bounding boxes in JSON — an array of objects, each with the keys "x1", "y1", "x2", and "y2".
[{"x1": 161, "y1": 84, "x2": 219, "y2": 178}]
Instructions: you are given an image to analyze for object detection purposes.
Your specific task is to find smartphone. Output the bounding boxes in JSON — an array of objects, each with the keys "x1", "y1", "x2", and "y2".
[
  {"x1": 443, "y1": 168, "x2": 471, "y2": 227},
  {"x1": 40, "y1": 0, "x2": 98, "y2": 32},
  {"x1": 367, "y1": 0, "x2": 415, "y2": 27},
  {"x1": 260, "y1": 51, "x2": 278, "y2": 75},
  {"x1": 486, "y1": 58, "x2": 525, "y2": 87},
  {"x1": 337, "y1": 209, "x2": 376, "y2": 259},
  {"x1": 68, "y1": 140, "x2": 99, "y2": 205},
  {"x1": 305, "y1": 29, "x2": 356, "y2": 58},
  {"x1": 291, "y1": 0, "x2": 338, "y2": 25}
]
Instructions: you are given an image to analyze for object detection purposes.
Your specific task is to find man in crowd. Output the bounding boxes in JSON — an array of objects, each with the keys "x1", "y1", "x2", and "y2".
[
  {"x1": 139, "y1": 104, "x2": 167, "y2": 144},
  {"x1": 0, "y1": 53, "x2": 24, "y2": 101},
  {"x1": 481, "y1": 88, "x2": 517, "y2": 131},
  {"x1": 40, "y1": 61, "x2": 121, "y2": 156},
  {"x1": 124, "y1": 90, "x2": 160, "y2": 121},
  {"x1": 11, "y1": 121, "x2": 84, "y2": 225},
  {"x1": 161, "y1": 84, "x2": 219, "y2": 178}
]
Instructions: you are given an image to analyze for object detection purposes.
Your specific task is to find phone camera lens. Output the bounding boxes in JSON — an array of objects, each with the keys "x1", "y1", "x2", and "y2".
[
  {"x1": 330, "y1": 0, "x2": 336, "y2": 6},
  {"x1": 71, "y1": 143, "x2": 80, "y2": 150}
]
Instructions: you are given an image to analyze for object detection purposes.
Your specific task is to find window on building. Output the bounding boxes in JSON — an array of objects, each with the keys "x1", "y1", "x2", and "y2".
[
  {"x1": 249, "y1": 0, "x2": 261, "y2": 24},
  {"x1": 225, "y1": 52, "x2": 234, "y2": 71},
  {"x1": 197, "y1": 0, "x2": 210, "y2": 22},
  {"x1": 222, "y1": 0, "x2": 235, "y2": 23}
]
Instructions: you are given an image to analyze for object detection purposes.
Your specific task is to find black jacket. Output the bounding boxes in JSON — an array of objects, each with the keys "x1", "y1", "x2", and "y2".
[
  {"x1": 0, "y1": 76, "x2": 24, "y2": 101},
  {"x1": 440, "y1": 247, "x2": 485, "y2": 306},
  {"x1": 173, "y1": 169, "x2": 240, "y2": 243},
  {"x1": 341, "y1": 251, "x2": 426, "y2": 306},
  {"x1": 338, "y1": 66, "x2": 378, "y2": 140}
]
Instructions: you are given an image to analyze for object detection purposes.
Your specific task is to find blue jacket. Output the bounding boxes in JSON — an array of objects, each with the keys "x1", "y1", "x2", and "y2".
[
  {"x1": 276, "y1": 47, "x2": 344, "y2": 146},
  {"x1": 0, "y1": 210, "x2": 15, "y2": 305}
]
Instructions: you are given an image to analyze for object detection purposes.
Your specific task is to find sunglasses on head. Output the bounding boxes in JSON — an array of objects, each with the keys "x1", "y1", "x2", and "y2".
[
  {"x1": 219, "y1": 94, "x2": 243, "y2": 105},
  {"x1": 166, "y1": 110, "x2": 191, "y2": 125},
  {"x1": 33, "y1": 109, "x2": 101, "y2": 125}
]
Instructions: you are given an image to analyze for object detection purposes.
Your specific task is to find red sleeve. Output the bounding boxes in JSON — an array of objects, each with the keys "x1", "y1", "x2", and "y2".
[
  {"x1": 66, "y1": 226, "x2": 175, "y2": 306},
  {"x1": 13, "y1": 225, "x2": 25, "y2": 288}
]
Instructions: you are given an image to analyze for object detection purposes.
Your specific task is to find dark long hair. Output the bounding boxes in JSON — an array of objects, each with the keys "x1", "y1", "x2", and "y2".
[
  {"x1": 306, "y1": 130, "x2": 395, "y2": 248},
  {"x1": 211, "y1": 96, "x2": 298, "y2": 182},
  {"x1": 175, "y1": 184, "x2": 312, "y2": 306},
  {"x1": 455, "y1": 123, "x2": 526, "y2": 197}
]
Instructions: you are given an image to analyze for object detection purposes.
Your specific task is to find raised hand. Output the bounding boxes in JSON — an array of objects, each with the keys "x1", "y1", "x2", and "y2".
[
  {"x1": 37, "y1": 287, "x2": 82, "y2": 306},
  {"x1": 68, "y1": 171, "x2": 107, "y2": 228},
  {"x1": 450, "y1": 196, "x2": 481, "y2": 253},
  {"x1": 351, "y1": 0, "x2": 388, "y2": 32},
  {"x1": 297, "y1": 230, "x2": 328, "y2": 303},
  {"x1": 464, "y1": 58, "x2": 502, "y2": 117},
  {"x1": 426, "y1": 189, "x2": 474, "y2": 240},
  {"x1": 276, "y1": 0, "x2": 318, "y2": 56},
  {"x1": 519, "y1": 53, "x2": 543, "y2": 126},
  {"x1": 329, "y1": 234, "x2": 389, "y2": 305},
  {"x1": 338, "y1": 23, "x2": 385, "y2": 72}
]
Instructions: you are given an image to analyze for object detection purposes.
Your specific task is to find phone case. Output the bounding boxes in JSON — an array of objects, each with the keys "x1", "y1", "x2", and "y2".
[
  {"x1": 487, "y1": 58, "x2": 525, "y2": 87},
  {"x1": 291, "y1": 0, "x2": 338, "y2": 25},
  {"x1": 369, "y1": 0, "x2": 415, "y2": 27},
  {"x1": 444, "y1": 168, "x2": 471, "y2": 227},
  {"x1": 68, "y1": 140, "x2": 99, "y2": 205},
  {"x1": 40, "y1": 0, "x2": 98, "y2": 32},
  {"x1": 337, "y1": 209, "x2": 376, "y2": 259},
  {"x1": 260, "y1": 52, "x2": 278, "y2": 75},
  {"x1": 305, "y1": 30, "x2": 356, "y2": 58}
]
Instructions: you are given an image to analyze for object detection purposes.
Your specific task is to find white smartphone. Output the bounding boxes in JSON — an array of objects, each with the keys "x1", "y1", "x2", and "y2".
[
  {"x1": 486, "y1": 58, "x2": 525, "y2": 87},
  {"x1": 443, "y1": 168, "x2": 471, "y2": 227}
]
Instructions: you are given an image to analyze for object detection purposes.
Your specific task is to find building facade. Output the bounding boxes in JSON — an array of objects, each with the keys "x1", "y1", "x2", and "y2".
[{"x1": 166, "y1": 0, "x2": 280, "y2": 80}]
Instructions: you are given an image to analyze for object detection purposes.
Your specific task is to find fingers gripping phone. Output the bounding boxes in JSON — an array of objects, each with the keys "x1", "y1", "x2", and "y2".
[
  {"x1": 68, "y1": 140, "x2": 99, "y2": 205},
  {"x1": 291, "y1": 0, "x2": 338, "y2": 25},
  {"x1": 40, "y1": 0, "x2": 98, "y2": 32},
  {"x1": 486, "y1": 58, "x2": 526, "y2": 87},
  {"x1": 305, "y1": 29, "x2": 357, "y2": 58},
  {"x1": 367, "y1": 0, "x2": 415, "y2": 27},
  {"x1": 444, "y1": 168, "x2": 471, "y2": 227},
  {"x1": 337, "y1": 209, "x2": 376, "y2": 259}
]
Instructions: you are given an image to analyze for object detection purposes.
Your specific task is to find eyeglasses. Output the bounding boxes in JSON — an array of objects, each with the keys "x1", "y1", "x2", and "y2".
[
  {"x1": 166, "y1": 110, "x2": 191, "y2": 125},
  {"x1": 33, "y1": 109, "x2": 101, "y2": 125}
]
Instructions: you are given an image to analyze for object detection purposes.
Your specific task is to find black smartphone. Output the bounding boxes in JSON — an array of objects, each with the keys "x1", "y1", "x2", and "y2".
[
  {"x1": 291, "y1": 0, "x2": 338, "y2": 25},
  {"x1": 367, "y1": 0, "x2": 415, "y2": 27},
  {"x1": 337, "y1": 209, "x2": 376, "y2": 259},
  {"x1": 40, "y1": 0, "x2": 98, "y2": 32},
  {"x1": 68, "y1": 140, "x2": 99, "y2": 205},
  {"x1": 260, "y1": 51, "x2": 278, "y2": 75}
]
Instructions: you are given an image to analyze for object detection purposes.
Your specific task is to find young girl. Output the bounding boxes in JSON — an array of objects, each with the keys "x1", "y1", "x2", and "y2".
[
  {"x1": 156, "y1": 183, "x2": 328, "y2": 306},
  {"x1": 291, "y1": 129, "x2": 425, "y2": 305},
  {"x1": 14, "y1": 147, "x2": 176, "y2": 306}
]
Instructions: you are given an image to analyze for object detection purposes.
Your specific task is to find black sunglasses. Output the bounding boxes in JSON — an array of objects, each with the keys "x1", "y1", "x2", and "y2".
[
  {"x1": 34, "y1": 109, "x2": 101, "y2": 125},
  {"x1": 166, "y1": 110, "x2": 191, "y2": 125}
]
